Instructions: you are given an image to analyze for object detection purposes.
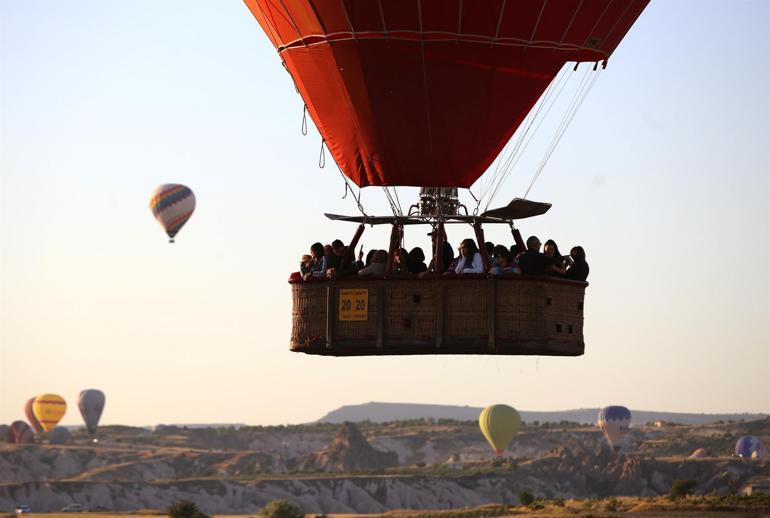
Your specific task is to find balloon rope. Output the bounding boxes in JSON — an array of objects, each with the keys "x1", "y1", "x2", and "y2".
[
  {"x1": 301, "y1": 104, "x2": 307, "y2": 135},
  {"x1": 336, "y1": 164, "x2": 369, "y2": 220},
  {"x1": 480, "y1": 66, "x2": 566, "y2": 206},
  {"x1": 481, "y1": 64, "x2": 571, "y2": 211},
  {"x1": 524, "y1": 65, "x2": 602, "y2": 198},
  {"x1": 318, "y1": 139, "x2": 326, "y2": 168},
  {"x1": 486, "y1": 63, "x2": 575, "y2": 208}
]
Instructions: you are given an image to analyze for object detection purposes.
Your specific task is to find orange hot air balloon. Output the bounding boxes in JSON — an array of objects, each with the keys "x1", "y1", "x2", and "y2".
[{"x1": 32, "y1": 394, "x2": 67, "y2": 432}]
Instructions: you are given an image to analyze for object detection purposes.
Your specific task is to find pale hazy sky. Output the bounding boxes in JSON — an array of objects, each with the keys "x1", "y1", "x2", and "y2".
[{"x1": 1, "y1": 1, "x2": 768, "y2": 427}]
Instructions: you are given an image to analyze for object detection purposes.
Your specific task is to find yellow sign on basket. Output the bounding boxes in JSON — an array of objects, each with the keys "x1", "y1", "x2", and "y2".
[{"x1": 339, "y1": 289, "x2": 368, "y2": 321}]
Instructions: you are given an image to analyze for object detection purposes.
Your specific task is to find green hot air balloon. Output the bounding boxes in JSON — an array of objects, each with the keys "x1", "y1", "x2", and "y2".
[
  {"x1": 78, "y1": 389, "x2": 105, "y2": 436},
  {"x1": 479, "y1": 404, "x2": 521, "y2": 456}
]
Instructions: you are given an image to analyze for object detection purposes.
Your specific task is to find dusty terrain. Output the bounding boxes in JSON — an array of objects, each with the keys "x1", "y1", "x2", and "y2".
[{"x1": 1, "y1": 418, "x2": 768, "y2": 514}]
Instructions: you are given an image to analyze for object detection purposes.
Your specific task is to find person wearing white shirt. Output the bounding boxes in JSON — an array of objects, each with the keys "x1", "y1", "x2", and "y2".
[{"x1": 453, "y1": 238, "x2": 485, "y2": 274}]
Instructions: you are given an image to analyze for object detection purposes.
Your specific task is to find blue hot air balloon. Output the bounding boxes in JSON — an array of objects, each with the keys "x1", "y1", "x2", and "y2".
[
  {"x1": 598, "y1": 406, "x2": 632, "y2": 451},
  {"x1": 735, "y1": 436, "x2": 767, "y2": 459}
]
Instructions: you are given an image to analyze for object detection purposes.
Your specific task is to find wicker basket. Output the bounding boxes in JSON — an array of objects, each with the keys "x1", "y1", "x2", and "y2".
[{"x1": 289, "y1": 275, "x2": 586, "y2": 356}]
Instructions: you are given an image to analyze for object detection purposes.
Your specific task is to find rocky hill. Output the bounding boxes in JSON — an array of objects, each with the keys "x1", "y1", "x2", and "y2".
[
  {"x1": 299, "y1": 422, "x2": 398, "y2": 472},
  {"x1": 1, "y1": 418, "x2": 768, "y2": 514},
  {"x1": 317, "y1": 402, "x2": 768, "y2": 426}
]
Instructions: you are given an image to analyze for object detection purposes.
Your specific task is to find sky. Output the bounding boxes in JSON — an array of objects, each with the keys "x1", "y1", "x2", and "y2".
[{"x1": 1, "y1": 1, "x2": 768, "y2": 427}]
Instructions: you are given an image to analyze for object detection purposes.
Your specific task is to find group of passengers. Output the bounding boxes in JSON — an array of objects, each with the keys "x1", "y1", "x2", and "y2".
[{"x1": 300, "y1": 234, "x2": 588, "y2": 282}]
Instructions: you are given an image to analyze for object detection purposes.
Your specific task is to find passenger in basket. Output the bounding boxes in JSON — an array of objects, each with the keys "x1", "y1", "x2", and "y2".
[
  {"x1": 489, "y1": 245, "x2": 520, "y2": 275},
  {"x1": 300, "y1": 254, "x2": 313, "y2": 276},
  {"x1": 452, "y1": 239, "x2": 485, "y2": 274},
  {"x1": 565, "y1": 245, "x2": 590, "y2": 281},
  {"x1": 323, "y1": 243, "x2": 338, "y2": 270},
  {"x1": 485, "y1": 241, "x2": 495, "y2": 259},
  {"x1": 407, "y1": 247, "x2": 427, "y2": 274},
  {"x1": 326, "y1": 239, "x2": 345, "y2": 270},
  {"x1": 422, "y1": 231, "x2": 455, "y2": 276},
  {"x1": 303, "y1": 242, "x2": 327, "y2": 280},
  {"x1": 358, "y1": 249, "x2": 388, "y2": 277},
  {"x1": 543, "y1": 239, "x2": 567, "y2": 276},
  {"x1": 391, "y1": 247, "x2": 410, "y2": 276},
  {"x1": 517, "y1": 236, "x2": 550, "y2": 275},
  {"x1": 358, "y1": 248, "x2": 375, "y2": 271}
]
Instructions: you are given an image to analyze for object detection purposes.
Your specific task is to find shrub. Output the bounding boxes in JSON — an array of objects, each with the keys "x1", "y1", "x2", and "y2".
[
  {"x1": 604, "y1": 497, "x2": 619, "y2": 512},
  {"x1": 167, "y1": 501, "x2": 209, "y2": 518},
  {"x1": 668, "y1": 479, "x2": 697, "y2": 500},
  {"x1": 553, "y1": 497, "x2": 566, "y2": 507},
  {"x1": 518, "y1": 491, "x2": 535, "y2": 506},
  {"x1": 259, "y1": 499, "x2": 304, "y2": 518}
]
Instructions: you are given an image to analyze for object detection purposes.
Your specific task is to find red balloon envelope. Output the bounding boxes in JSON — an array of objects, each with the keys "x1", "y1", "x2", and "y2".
[
  {"x1": 9, "y1": 420, "x2": 35, "y2": 444},
  {"x1": 24, "y1": 397, "x2": 44, "y2": 434},
  {"x1": 244, "y1": 0, "x2": 648, "y2": 188}
]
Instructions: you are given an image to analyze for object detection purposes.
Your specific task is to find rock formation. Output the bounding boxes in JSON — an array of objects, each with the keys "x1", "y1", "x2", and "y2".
[{"x1": 299, "y1": 422, "x2": 399, "y2": 472}]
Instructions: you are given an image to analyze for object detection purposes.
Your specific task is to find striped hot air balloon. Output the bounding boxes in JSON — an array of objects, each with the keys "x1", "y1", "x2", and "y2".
[
  {"x1": 149, "y1": 184, "x2": 196, "y2": 243},
  {"x1": 32, "y1": 394, "x2": 67, "y2": 432},
  {"x1": 24, "y1": 397, "x2": 44, "y2": 434}
]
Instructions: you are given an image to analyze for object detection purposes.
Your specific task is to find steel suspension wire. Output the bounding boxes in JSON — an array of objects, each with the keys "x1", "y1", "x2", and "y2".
[
  {"x1": 480, "y1": 64, "x2": 569, "y2": 205},
  {"x1": 480, "y1": 64, "x2": 573, "y2": 211},
  {"x1": 483, "y1": 66, "x2": 572, "y2": 210},
  {"x1": 336, "y1": 164, "x2": 369, "y2": 220},
  {"x1": 524, "y1": 65, "x2": 602, "y2": 198},
  {"x1": 381, "y1": 186, "x2": 401, "y2": 217}
]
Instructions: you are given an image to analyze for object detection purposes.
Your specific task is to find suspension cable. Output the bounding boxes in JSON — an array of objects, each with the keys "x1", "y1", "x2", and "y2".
[
  {"x1": 480, "y1": 64, "x2": 573, "y2": 211},
  {"x1": 483, "y1": 66, "x2": 570, "y2": 208},
  {"x1": 524, "y1": 64, "x2": 602, "y2": 198},
  {"x1": 480, "y1": 65, "x2": 569, "y2": 205},
  {"x1": 336, "y1": 164, "x2": 369, "y2": 219}
]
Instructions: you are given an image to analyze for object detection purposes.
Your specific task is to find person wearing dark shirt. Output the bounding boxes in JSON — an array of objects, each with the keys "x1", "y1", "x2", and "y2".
[
  {"x1": 543, "y1": 239, "x2": 566, "y2": 276},
  {"x1": 423, "y1": 231, "x2": 455, "y2": 275},
  {"x1": 517, "y1": 235, "x2": 550, "y2": 275},
  {"x1": 324, "y1": 243, "x2": 340, "y2": 270},
  {"x1": 407, "y1": 247, "x2": 428, "y2": 274},
  {"x1": 485, "y1": 241, "x2": 495, "y2": 259},
  {"x1": 565, "y1": 245, "x2": 590, "y2": 281}
]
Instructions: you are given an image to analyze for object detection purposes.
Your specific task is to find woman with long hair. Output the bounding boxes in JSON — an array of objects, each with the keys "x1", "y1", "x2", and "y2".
[
  {"x1": 452, "y1": 238, "x2": 485, "y2": 274},
  {"x1": 565, "y1": 245, "x2": 589, "y2": 281},
  {"x1": 303, "y1": 242, "x2": 327, "y2": 280},
  {"x1": 543, "y1": 239, "x2": 566, "y2": 276}
]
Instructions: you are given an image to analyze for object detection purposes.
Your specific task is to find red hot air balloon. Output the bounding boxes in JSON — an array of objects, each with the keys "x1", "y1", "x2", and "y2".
[
  {"x1": 24, "y1": 397, "x2": 44, "y2": 434},
  {"x1": 9, "y1": 421, "x2": 35, "y2": 444},
  {"x1": 244, "y1": 0, "x2": 648, "y2": 188},
  {"x1": 243, "y1": 1, "x2": 648, "y2": 358}
]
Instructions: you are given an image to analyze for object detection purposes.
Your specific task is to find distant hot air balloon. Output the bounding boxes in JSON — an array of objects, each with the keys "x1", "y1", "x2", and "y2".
[
  {"x1": 598, "y1": 406, "x2": 631, "y2": 451},
  {"x1": 149, "y1": 184, "x2": 196, "y2": 243},
  {"x1": 8, "y1": 420, "x2": 35, "y2": 444},
  {"x1": 479, "y1": 404, "x2": 521, "y2": 456},
  {"x1": 0, "y1": 424, "x2": 9, "y2": 443},
  {"x1": 24, "y1": 397, "x2": 44, "y2": 434},
  {"x1": 32, "y1": 394, "x2": 67, "y2": 432},
  {"x1": 78, "y1": 389, "x2": 105, "y2": 436},
  {"x1": 735, "y1": 436, "x2": 767, "y2": 459},
  {"x1": 688, "y1": 447, "x2": 711, "y2": 459},
  {"x1": 48, "y1": 426, "x2": 73, "y2": 445}
]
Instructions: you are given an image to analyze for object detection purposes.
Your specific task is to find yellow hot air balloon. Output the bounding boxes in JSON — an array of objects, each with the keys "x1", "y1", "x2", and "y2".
[
  {"x1": 479, "y1": 404, "x2": 521, "y2": 456},
  {"x1": 32, "y1": 394, "x2": 67, "y2": 432}
]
